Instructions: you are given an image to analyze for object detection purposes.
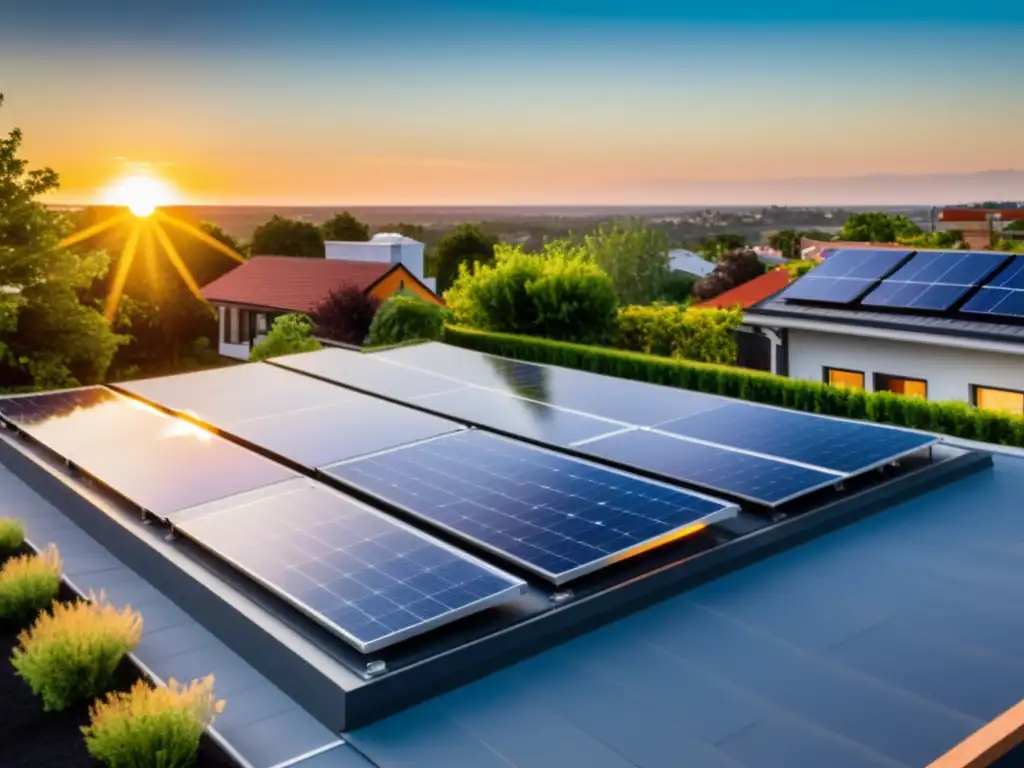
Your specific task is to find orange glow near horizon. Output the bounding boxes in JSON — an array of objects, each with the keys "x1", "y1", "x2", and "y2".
[{"x1": 99, "y1": 170, "x2": 181, "y2": 217}]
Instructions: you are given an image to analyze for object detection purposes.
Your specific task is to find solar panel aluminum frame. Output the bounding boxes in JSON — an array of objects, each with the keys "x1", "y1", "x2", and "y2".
[
  {"x1": 324, "y1": 430, "x2": 741, "y2": 586},
  {"x1": 635, "y1": 427, "x2": 939, "y2": 508},
  {"x1": 170, "y1": 478, "x2": 529, "y2": 654}
]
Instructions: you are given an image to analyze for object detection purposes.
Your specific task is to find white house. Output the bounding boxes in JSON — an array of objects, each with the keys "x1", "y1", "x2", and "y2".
[
  {"x1": 326, "y1": 233, "x2": 437, "y2": 293},
  {"x1": 743, "y1": 249, "x2": 1024, "y2": 415},
  {"x1": 667, "y1": 249, "x2": 715, "y2": 278}
]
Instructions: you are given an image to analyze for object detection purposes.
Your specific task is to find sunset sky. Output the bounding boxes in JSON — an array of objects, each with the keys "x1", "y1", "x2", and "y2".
[{"x1": 3, "y1": 0, "x2": 1023, "y2": 206}]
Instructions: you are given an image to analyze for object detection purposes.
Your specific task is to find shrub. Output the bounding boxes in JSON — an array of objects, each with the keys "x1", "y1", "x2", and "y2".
[
  {"x1": 313, "y1": 285, "x2": 381, "y2": 345},
  {"x1": 0, "y1": 545, "x2": 62, "y2": 624},
  {"x1": 784, "y1": 260, "x2": 815, "y2": 279},
  {"x1": 442, "y1": 325, "x2": 1024, "y2": 447},
  {"x1": 659, "y1": 271, "x2": 698, "y2": 303},
  {"x1": 83, "y1": 675, "x2": 225, "y2": 768},
  {"x1": 249, "y1": 313, "x2": 322, "y2": 362},
  {"x1": 445, "y1": 241, "x2": 618, "y2": 344},
  {"x1": 12, "y1": 591, "x2": 144, "y2": 711},
  {"x1": 692, "y1": 249, "x2": 766, "y2": 302},
  {"x1": 614, "y1": 305, "x2": 742, "y2": 364},
  {"x1": 0, "y1": 517, "x2": 25, "y2": 551},
  {"x1": 369, "y1": 293, "x2": 447, "y2": 346}
]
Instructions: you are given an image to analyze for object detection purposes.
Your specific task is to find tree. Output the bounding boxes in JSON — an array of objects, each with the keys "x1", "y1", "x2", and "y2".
[
  {"x1": 839, "y1": 212, "x2": 921, "y2": 243},
  {"x1": 0, "y1": 94, "x2": 125, "y2": 389},
  {"x1": 445, "y1": 241, "x2": 618, "y2": 343},
  {"x1": 321, "y1": 212, "x2": 370, "y2": 242},
  {"x1": 696, "y1": 233, "x2": 747, "y2": 261},
  {"x1": 249, "y1": 313, "x2": 322, "y2": 361},
  {"x1": 368, "y1": 294, "x2": 447, "y2": 347},
  {"x1": 582, "y1": 218, "x2": 671, "y2": 305},
  {"x1": 198, "y1": 221, "x2": 247, "y2": 258},
  {"x1": 767, "y1": 229, "x2": 837, "y2": 259},
  {"x1": 434, "y1": 224, "x2": 497, "y2": 293},
  {"x1": 898, "y1": 230, "x2": 965, "y2": 249},
  {"x1": 1005, "y1": 220, "x2": 1024, "y2": 232},
  {"x1": 250, "y1": 215, "x2": 323, "y2": 258},
  {"x1": 312, "y1": 286, "x2": 380, "y2": 345},
  {"x1": 659, "y1": 271, "x2": 698, "y2": 304},
  {"x1": 691, "y1": 250, "x2": 766, "y2": 303}
]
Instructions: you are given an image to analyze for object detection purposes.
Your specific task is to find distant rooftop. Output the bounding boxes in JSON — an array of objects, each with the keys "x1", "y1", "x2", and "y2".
[{"x1": 694, "y1": 267, "x2": 791, "y2": 309}]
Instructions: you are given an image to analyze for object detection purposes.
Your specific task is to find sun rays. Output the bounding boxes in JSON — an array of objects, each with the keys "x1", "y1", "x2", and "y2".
[{"x1": 59, "y1": 172, "x2": 246, "y2": 323}]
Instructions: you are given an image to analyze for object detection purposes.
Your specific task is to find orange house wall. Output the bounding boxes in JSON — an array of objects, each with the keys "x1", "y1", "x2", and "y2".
[{"x1": 368, "y1": 267, "x2": 444, "y2": 306}]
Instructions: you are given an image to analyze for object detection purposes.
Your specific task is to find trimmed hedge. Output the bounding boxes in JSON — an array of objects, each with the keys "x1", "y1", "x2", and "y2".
[{"x1": 442, "y1": 325, "x2": 1024, "y2": 447}]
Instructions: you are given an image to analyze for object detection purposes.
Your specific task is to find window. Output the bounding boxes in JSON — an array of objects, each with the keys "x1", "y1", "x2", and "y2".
[
  {"x1": 874, "y1": 373, "x2": 927, "y2": 399},
  {"x1": 824, "y1": 367, "x2": 864, "y2": 390},
  {"x1": 972, "y1": 385, "x2": 1024, "y2": 415}
]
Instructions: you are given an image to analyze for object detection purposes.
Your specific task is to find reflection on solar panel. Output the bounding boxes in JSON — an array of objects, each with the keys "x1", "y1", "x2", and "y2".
[
  {"x1": 324, "y1": 431, "x2": 738, "y2": 584},
  {"x1": 173, "y1": 479, "x2": 526, "y2": 653},
  {"x1": 655, "y1": 402, "x2": 937, "y2": 474},
  {"x1": 0, "y1": 388, "x2": 296, "y2": 519},
  {"x1": 861, "y1": 251, "x2": 1011, "y2": 311},
  {"x1": 776, "y1": 249, "x2": 913, "y2": 305},
  {"x1": 961, "y1": 255, "x2": 1024, "y2": 319},
  {"x1": 118, "y1": 364, "x2": 464, "y2": 468},
  {"x1": 579, "y1": 429, "x2": 840, "y2": 507}
]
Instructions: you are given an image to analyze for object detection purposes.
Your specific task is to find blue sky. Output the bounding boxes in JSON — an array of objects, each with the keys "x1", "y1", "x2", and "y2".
[{"x1": 3, "y1": 1, "x2": 1022, "y2": 204}]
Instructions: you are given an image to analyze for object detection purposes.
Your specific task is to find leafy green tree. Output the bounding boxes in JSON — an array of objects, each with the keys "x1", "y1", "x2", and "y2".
[
  {"x1": 696, "y1": 233, "x2": 747, "y2": 261},
  {"x1": 446, "y1": 241, "x2": 617, "y2": 343},
  {"x1": 368, "y1": 294, "x2": 447, "y2": 347},
  {"x1": 659, "y1": 271, "x2": 698, "y2": 304},
  {"x1": 321, "y1": 212, "x2": 370, "y2": 242},
  {"x1": 433, "y1": 224, "x2": 497, "y2": 293},
  {"x1": 251, "y1": 215, "x2": 323, "y2": 258},
  {"x1": 767, "y1": 229, "x2": 837, "y2": 259},
  {"x1": 249, "y1": 313, "x2": 322, "y2": 361},
  {"x1": 1004, "y1": 220, "x2": 1024, "y2": 232},
  {"x1": 839, "y1": 212, "x2": 921, "y2": 243},
  {"x1": 0, "y1": 94, "x2": 125, "y2": 389},
  {"x1": 582, "y1": 218, "x2": 671, "y2": 305},
  {"x1": 198, "y1": 221, "x2": 247, "y2": 257}
]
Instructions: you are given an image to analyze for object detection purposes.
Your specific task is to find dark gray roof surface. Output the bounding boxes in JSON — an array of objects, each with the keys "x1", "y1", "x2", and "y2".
[
  {"x1": 749, "y1": 295, "x2": 1024, "y2": 346},
  {"x1": 348, "y1": 454, "x2": 1024, "y2": 768}
]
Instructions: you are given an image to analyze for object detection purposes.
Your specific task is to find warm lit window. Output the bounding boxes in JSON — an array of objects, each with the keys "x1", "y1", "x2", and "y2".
[
  {"x1": 824, "y1": 367, "x2": 864, "y2": 389},
  {"x1": 973, "y1": 386, "x2": 1024, "y2": 415},
  {"x1": 875, "y1": 373, "x2": 928, "y2": 399}
]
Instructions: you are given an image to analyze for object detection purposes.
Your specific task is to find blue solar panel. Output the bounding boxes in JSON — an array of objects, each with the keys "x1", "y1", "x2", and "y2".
[
  {"x1": 961, "y1": 255, "x2": 1024, "y2": 319},
  {"x1": 324, "y1": 431, "x2": 738, "y2": 584},
  {"x1": 172, "y1": 478, "x2": 526, "y2": 653},
  {"x1": 776, "y1": 249, "x2": 913, "y2": 305},
  {"x1": 0, "y1": 388, "x2": 296, "y2": 519},
  {"x1": 578, "y1": 429, "x2": 840, "y2": 507},
  {"x1": 861, "y1": 251, "x2": 1011, "y2": 312},
  {"x1": 655, "y1": 403, "x2": 937, "y2": 474}
]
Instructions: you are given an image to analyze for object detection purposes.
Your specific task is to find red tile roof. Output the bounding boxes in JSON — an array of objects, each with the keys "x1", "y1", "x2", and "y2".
[
  {"x1": 201, "y1": 256, "x2": 395, "y2": 313},
  {"x1": 694, "y1": 268, "x2": 791, "y2": 309}
]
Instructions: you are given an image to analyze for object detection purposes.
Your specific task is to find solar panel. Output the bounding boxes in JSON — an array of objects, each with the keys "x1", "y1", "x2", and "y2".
[
  {"x1": 655, "y1": 402, "x2": 937, "y2": 474},
  {"x1": 961, "y1": 255, "x2": 1024, "y2": 319},
  {"x1": 578, "y1": 429, "x2": 841, "y2": 507},
  {"x1": 860, "y1": 251, "x2": 1012, "y2": 312},
  {"x1": 324, "y1": 431, "x2": 737, "y2": 584},
  {"x1": 776, "y1": 249, "x2": 913, "y2": 305},
  {"x1": 275, "y1": 348, "x2": 469, "y2": 401},
  {"x1": 118, "y1": 365, "x2": 465, "y2": 468},
  {"x1": 0, "y1": 388, "x2": 296, "y2": 519},
  {"x1": 172, "y1": 478, "x2": 526, "y2": 653}
]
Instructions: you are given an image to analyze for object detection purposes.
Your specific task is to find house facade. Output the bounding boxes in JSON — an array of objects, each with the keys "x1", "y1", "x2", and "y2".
[
  {"x1": 201, "y1": 256, "x2": 441, "y2": 360},
  {"x1": 744, "y1": 248, "x2": 1024, "y2": 415}
]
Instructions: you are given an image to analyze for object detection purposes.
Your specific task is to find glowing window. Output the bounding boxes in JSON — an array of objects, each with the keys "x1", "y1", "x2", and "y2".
[
  {"x1": 875, "y1": 374, "x2": 928, "y2": 399},
  {"x1": 973, "y1": 386, "x2": 1024, "y2": 415},
  {"x1": 824, "y1": 367, "x2": 865, "y2": 390}
]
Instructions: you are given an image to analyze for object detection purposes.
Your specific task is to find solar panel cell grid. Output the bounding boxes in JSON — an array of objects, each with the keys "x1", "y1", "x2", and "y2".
[
  {"x1": 962, "y1": 256, "x2": 1024, "y2": 319},
  {"x1": 325, "y1": 430, "x2": 736, "y2": 583},
  {"x1": 861, "y1": 251, "x2": 1011, "y2": 312},
  {"x1": 173, "y1": 479, "x2": 526, "y2": 653}
]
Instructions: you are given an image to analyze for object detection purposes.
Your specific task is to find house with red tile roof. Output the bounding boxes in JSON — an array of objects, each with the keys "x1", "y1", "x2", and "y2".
[
  {"x1": 202, "y1": 255, "x2": 441, "y2": 360},
  {"x1": 692, "y1": 268, "x2": 792, "y2": 310}
]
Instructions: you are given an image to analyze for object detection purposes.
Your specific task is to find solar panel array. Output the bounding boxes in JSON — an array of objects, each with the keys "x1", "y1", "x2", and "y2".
[
  {"x1": 279, "y1": 345, "x2": 938, "y2": 507},
  {"x1": 326, "y1": 431, "x2": 737, "y2": 584},
  {"x1": 860, "y1": 251, "x2": 1011, "y2": 312},
  {"x1": 173, "y1": 479, "x2": 527, "y2": 653},
  {"x1": 775, "y1": 249, "x2": 913, "y2": 305},
  {"x1": 961, "y1": 255, "x2": 1024, "y2": 320}
]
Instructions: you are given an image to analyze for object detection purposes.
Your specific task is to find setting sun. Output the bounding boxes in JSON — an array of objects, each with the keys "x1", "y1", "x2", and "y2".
[{"x1": 103, "y1": 172, "x2": 176, "y2": 218}]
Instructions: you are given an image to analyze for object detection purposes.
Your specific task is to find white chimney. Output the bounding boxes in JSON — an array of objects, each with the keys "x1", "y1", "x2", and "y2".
[{"x1": 324, "y1": 233, "x2": 428, "y2": 286}]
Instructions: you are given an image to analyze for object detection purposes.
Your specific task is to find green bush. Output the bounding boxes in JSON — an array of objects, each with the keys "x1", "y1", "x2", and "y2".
[
  {"x1": 12, "y1": 591, "x2": 143, "y2": 711},
  {"x1": 442, "y1": 325, "x2": 1024, "y2": 447},
  {"x1": 82, "y1": 675, "x2": 225, "y2": 768},
  {"x1": 0, "y1": 545, "x2": 62, "y2": 624},
  {"x1": 249, "y1": 313, "x2": 322, "y2": 362},
  {"x1": 614, "y1": 305, "x2": 742, "y2": 364},
  {"x1": 444, "y1": 241, "x2": 618, "y2": 344},
  {"x1": 0, "y1": 517, "x2": 25, "y2": 551},
  {"x1": 368, "y1": 293, "x2": 446, "y2": 346}
]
